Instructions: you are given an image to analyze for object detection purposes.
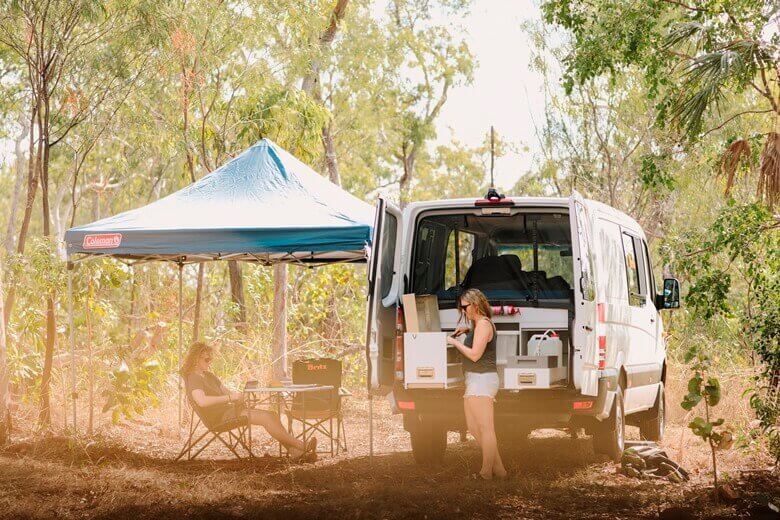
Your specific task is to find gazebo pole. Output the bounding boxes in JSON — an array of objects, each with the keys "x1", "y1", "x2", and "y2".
[
  {"x1": 67, "y1": 262, "x2": 76, "y2": 433},
  {"x1": 177, "y1": 261, "x2": 183, "y2": 434},
  {"x1": 369, "y1": 391, "x2": 374, "y2": 458}
]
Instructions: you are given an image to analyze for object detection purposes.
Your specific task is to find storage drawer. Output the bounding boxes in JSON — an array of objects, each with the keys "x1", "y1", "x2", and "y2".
[
  {"x1": 404, "y1": 332, "x2": 464, "y2": 389},
  {"x1": 502, "y1": 355, "x2": 566, "y2": 389}
]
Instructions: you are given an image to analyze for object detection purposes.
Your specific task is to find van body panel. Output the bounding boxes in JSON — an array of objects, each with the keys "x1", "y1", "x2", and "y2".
[
  {"x1": 366, "y1": 198, "x2": 402, "y2": 392},
  {"x1": 569, "y1": 192, "x2": 599, "y2": 395},
  {"x1": 366, "y1": 194, "x2": 668, "y2": 437}
]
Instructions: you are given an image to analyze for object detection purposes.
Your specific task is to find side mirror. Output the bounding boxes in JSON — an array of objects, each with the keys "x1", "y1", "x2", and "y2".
[{"x1": 655, "y1": 278, "x2": 680, "y2": 310}]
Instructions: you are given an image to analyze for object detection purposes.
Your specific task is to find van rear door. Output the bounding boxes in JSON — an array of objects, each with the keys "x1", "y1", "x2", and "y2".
[
  {"x1": 569, "y1": 192, "x2": 599, "y2": 396},
  {"x1": 366, "y1": 198, "x2": 402, "y2": 392}
]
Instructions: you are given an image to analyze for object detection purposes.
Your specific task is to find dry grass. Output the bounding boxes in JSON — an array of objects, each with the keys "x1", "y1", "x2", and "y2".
[{"x1": 0, "y1": 372, "x2": 778, "y2": 519}]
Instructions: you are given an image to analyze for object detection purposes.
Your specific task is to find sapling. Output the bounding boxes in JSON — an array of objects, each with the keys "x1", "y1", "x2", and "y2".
[{"x1": 681, "y1": 345, "x2": 733, "y2": 500}]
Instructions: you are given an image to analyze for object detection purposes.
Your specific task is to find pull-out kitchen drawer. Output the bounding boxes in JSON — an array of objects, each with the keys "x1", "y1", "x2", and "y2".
[{"x1": 403, "y1": 332, "x2": 464, "y2": 389}]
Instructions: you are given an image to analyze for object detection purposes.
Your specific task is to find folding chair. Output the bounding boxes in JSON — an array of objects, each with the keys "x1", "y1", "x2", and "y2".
[
  {"x1": 175, "y1": 396, "x2": 254, "y2": 461},
  {"x1": 285, "y1": 358, "x2": 348, "y2": 457}
]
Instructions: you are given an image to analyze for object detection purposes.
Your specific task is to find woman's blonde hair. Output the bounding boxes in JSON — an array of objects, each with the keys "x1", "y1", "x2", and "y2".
[
  {"x1": 180, "y1": 341, "x2": 215, "y2": 377},
  {"x1": 458, "y1": 288, "x2": 492, "y2": 327}
]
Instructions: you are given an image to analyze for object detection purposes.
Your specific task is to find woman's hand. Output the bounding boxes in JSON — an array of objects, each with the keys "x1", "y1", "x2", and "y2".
[
  {"x1": 446, "y1": 335, "x2": 460, "y2": 347},
  {"x1": 229, "y1": 390, "x2": 243, "y2": 403},
  {"x1": 452, "y1": 326, "x2": 470, "y2": 337}
]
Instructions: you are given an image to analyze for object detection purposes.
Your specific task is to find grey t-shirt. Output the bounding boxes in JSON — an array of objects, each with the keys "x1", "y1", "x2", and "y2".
[
  {"x1": 461, "y1": 320, "x2": 497, "y2": 373},
  {"x1": 185, "y1": 371, "x2": 232, "y2": 427}
]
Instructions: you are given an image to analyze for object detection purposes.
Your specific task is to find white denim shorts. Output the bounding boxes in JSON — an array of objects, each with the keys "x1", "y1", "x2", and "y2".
[{"x1": 464, "y1": 371, "x2": 500, "y2": 399}]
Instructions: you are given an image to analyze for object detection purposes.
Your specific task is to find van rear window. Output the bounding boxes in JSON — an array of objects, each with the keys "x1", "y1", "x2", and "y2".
[{"x1": 411, "y1": 212, "x2": 573, "y2": 304}]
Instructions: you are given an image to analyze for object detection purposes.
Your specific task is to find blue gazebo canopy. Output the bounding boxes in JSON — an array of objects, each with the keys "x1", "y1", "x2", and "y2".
[{"x1": 65, "y1": 139, "x2": 375, "y2": 264}]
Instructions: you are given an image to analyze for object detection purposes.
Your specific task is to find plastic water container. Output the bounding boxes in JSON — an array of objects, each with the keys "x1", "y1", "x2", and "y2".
[{"x1": 528, "y1": 330, "x2": 562, "y2": 359}]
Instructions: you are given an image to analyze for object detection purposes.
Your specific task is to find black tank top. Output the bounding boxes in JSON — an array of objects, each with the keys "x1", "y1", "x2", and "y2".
[{"x1": 461, "y1": 319, "x2": 497, "y2": 373}]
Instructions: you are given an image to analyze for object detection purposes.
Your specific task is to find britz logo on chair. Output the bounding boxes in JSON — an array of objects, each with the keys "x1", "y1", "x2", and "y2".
[
  {"x1": 82, "y1": 233, "x2": 122, "y2": 249},
  {"x1": 307, "y1": 363, "x2": 327, "y2": 371}
]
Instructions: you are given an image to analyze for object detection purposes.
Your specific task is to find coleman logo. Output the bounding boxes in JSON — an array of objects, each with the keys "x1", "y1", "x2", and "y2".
[{"x1": 82, "y1": 233, "x2": 122, "y2": 249}]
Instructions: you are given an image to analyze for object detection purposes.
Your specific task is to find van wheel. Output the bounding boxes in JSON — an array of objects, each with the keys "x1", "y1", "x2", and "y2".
[
  {"x1": 593, "y1": 387, "x2": 625, "y2": 461},
  {"x1": 640, "y1": 383, "x2": 665, "y2": 442},
  {"x1": 410, "y1": 417, "x2": 447, "y2": 465}
]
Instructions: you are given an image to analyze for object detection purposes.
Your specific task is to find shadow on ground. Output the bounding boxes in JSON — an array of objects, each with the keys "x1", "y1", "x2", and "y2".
[{"x1": 1, "y1": 434, "x2": 777, "y2": 519}]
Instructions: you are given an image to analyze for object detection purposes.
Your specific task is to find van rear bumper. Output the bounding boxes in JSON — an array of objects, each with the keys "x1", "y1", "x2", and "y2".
[{"x1": 393, "y1": 372, "x2": 618, "y2": 430}]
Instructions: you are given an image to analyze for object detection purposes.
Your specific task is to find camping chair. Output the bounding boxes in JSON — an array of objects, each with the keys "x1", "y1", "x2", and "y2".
[
  {"x1": 175, "y1": 395, "x2": 254, "y2": 461},
  {"x1": 284, "y1": 358, "x2": 348, "y2": 457}
]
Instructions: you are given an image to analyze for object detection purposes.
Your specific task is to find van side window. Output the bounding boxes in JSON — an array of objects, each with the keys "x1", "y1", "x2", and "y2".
[
  {"x1": 574, "y1": 202, "x2": 596, "y2": 300},
  {"x1": 380, "y1": 213, "x2": 397, "y2": 299},
  {"x1": 641, "y1": 240, "x2": 656, "y2": 296},
  {"x1": 621, "y1": 232, "x2": 645, "y2": 306},
  {"x1": 444, "y1": 230, "x2": 474, "y2": 290}
]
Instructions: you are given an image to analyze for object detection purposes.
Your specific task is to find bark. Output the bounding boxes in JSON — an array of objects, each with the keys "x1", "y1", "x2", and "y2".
[
  {"x1": 0, "y1": 262, "x2": 10, "y2": 445},
  {"x1": 192, "y1": 263, "x2": 205, "y2": 341},
  {"x1": 39, "y1": 94, "x2": 57, "y2": 428},
  {"x1": 272, "y1": 263, "x2": 288, "y2": 379},
  {"x1": 322, "y1": 121, "x2": 341, "y2": 185},
  {"x1": 4, "y1": 117, "x2": 30, "y2": 254},
  {"x1": 228, "y1": 261, "x2": 247, "y2": 330},
  {"x1": 4, "y1": 106, "x2": 40, "y2": 327}
]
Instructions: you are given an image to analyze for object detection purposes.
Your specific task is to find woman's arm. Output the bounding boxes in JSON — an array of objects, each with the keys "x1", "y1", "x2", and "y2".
[
  {"x1": 446, "y1": 320, "x2": 493, "y2": 362},
  {"x1": 190, "y1": 389, "x2": 234, "y2": 409}
]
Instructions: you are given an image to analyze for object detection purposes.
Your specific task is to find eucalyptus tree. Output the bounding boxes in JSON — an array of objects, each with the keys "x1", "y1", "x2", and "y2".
[{"x1": 0, "y1": 0, "x2": 166, "y2": 427}]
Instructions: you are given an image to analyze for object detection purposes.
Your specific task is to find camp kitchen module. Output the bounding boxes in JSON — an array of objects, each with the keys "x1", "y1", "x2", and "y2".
[{"x1": 402, "y1": 294, "x2": 569, "y2": 390}]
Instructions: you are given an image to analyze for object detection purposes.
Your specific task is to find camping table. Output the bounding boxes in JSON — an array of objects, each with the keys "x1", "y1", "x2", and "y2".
[{"x1": 243, "y1": 385, "x2": 335, "y2": 457}]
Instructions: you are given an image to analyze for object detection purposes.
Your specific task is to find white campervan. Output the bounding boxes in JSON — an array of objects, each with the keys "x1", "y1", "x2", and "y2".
[{"x1": 365, "y1": 191, "x2": 680, "y2": 463}]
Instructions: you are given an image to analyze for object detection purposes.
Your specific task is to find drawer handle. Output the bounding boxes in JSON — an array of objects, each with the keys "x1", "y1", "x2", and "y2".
[
  {"x1": 517, "y1": 373, "x2": 536, "y2": 385},
  {"x1": 417, "y1": 367, "x2": 435, "y2": 378}
]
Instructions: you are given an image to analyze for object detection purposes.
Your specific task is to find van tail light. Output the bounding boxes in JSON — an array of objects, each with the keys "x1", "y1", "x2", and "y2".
[
  {"x1": 597, "y1": 303, "x2": 606, "y2": 323},
  {"x1": 573, "y1": 400, "x2": 593, "y2": 410},
  {"x1": 598, "y1": 335, "x2": 607, "y2": 370},
  {"x1": 395, "y1": 307, "x2": 405, "y2": 380},
  {"x1": 397, "y1": 400, "x2": 415, "y2": 411}
]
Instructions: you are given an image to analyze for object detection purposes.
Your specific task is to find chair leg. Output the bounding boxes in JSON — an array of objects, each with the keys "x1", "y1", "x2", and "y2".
[{"x1": 215, "y1": 431, "x2": 243, "y2": 460}]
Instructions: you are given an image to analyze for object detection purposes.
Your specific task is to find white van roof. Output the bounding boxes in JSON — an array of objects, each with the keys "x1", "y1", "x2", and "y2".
[{"x1": 404, "y1": 195, "x2": 645, "y2": 238}]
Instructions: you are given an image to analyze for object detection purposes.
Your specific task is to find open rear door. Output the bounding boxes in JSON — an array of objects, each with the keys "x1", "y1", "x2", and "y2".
[
  {"x1": 365, "y1": 198, "x2": 402, "y2": 393},
  {"x1": 569, "y1": 191, "x2": 599, "y2": 396}
]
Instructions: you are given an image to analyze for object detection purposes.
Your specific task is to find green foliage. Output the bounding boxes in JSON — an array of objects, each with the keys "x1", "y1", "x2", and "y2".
[
  {"x1": 681, "y1": 344, "x2": 731, "y2": 492},
  {"x1": 102, "y1": 358, "x2": 162, "y2": 423}
]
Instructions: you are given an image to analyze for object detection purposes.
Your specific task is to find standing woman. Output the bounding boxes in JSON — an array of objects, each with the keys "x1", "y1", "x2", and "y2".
[
  {"x1": 447, "y1": 288, "x2": 507, "y2": 479},
  {"x1": 181, "y1": 341, "x2": 316, "y2": 460}
]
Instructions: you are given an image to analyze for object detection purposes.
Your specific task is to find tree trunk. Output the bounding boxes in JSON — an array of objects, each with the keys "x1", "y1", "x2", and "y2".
[
  {"x1": 322, "y1": 122, "x2": 341, "y2": 185},
  {"x1": 4, "y1": 118, "x2": 30, "y2": 254},
  {"x1": 193, "y1": 263, "x2": 205, "y2": 341},
  {"x1": 228, "y1": 261, "x2": 246, "y2": 330},
  {"x1": 0, "y1": 262, "x2": 10, "y2": 445},
  {"x1": 272, "y1": 263, "x2": 288, "y2": 379},
  {"x1": 4, "y1": 106, "x2": 40, "y2": 327},
  {"x1": 39, "y1": 95, "x2": 56, "y2": 429}
]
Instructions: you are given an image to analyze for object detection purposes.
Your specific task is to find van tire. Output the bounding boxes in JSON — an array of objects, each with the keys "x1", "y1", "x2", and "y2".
[
  {"x1": 593, "y1": 387, "x2": 625, "y2": 461},
  {"x1": 410, "y1": 417, "x2": 447, "y2": 465},
  {"x1": 640, "y1": 383, "x2": 665, "y2": 442}
]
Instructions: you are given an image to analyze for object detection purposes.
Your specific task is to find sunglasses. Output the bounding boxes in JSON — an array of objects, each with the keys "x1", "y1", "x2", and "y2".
[{"x1": 459, "y1": 303, "x2": 471, "y2": 311}]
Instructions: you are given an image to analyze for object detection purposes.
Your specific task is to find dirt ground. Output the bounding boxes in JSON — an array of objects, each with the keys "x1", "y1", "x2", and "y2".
[{"x1": 0, "y1": 396, "x2": 778, "y2": 520}]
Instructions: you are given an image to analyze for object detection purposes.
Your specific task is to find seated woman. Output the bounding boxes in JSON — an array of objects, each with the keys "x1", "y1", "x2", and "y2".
[{"x1": 181, "y1": 341, "x2": 316, "y2": 461}]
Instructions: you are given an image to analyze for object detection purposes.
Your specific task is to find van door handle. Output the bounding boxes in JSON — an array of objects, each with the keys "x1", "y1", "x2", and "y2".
[{"x1": 583, "y1": 325, "x2": 593, "y2": 332}]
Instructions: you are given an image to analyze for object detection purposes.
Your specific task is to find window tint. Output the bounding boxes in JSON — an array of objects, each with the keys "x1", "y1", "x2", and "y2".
[
  {"x1": 622, "y1": 233, "x2": 643, "y2": 306},
  {"x1": 444, "y1": 230, "x2": 475, "y2": 290},
  {"x1": 642, "y1": 240, "x2": 656, "y2": 296},
  {"x1": 412, "y1": 212, "x2": 572, "y2": 302},
  {"x1": 380, "y1": 212, "x2": 397, "y2": 299},
  {"x1": 574, "y1": 202, "x2": 596, "y2": 300}
]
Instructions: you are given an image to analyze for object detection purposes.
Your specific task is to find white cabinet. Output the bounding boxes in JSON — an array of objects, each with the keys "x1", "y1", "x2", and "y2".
[{"x1": 403, "y1": 332, "x2": 464, "y2": 389}]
